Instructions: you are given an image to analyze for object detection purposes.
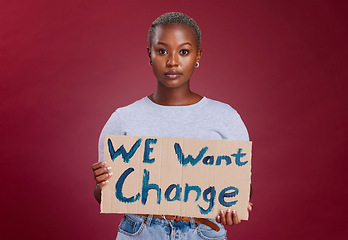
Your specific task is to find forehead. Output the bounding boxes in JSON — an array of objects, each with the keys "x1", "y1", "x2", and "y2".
[{"x1": 151, "y1": 23, "x2": 198, "y2": 46}]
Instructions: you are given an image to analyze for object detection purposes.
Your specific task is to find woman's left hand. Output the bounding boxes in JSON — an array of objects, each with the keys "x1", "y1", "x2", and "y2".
[{"x1": 216, "y1": 202, "x2": 253, "y2": 226}]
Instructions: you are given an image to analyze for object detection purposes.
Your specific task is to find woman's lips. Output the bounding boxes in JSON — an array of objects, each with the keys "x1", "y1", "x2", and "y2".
[{"x1": 165, "y1": 70, "x2": 182, "y2": 79}]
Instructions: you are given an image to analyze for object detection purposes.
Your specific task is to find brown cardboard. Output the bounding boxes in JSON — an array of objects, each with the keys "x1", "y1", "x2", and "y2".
[{"x1": 101, "y1": 135, "x2": 252, "y2": 220}]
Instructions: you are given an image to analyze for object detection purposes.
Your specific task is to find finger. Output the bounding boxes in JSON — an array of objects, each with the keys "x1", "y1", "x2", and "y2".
[
  {"x1": 94, "y1": 166, "x2": 111, "y2": 178},
  {"x1": 216, "y1": 215, "x2": 221, "y2": 223},
  {"x1": 248, "y1": 202, "x2": 253, "y2": 212},
  {"x1": 96, "y1": 180, "x2": 109, "y2": 190},
  {"x1": 232, "y1": 210, "x2": 241, "y2": 225},
  {"x1": 220, "y1": 210, "x2": 226, "y2": 225},
  {"x1": 226, "y1": 209, "x2": 233, "y2": 225},
  {"x1": 95, "y1": 172, "x2": 113, "y2": 184},
  {"x1": 92, "y1": 161, "x2": 105, "y2": 171}
]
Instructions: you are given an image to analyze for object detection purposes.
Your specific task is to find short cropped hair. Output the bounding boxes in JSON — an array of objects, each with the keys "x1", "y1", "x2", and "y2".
[{"x1": 148, "y1": 12, "x2": 201, "y2": 49}]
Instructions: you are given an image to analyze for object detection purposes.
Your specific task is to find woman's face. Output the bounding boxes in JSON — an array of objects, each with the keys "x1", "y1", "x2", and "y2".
[{"x1": 148, "y1": 23, "x2": 202, "y2": 89}]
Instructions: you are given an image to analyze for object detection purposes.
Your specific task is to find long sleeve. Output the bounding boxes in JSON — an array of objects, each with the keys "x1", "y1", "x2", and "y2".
[{"x1": 98, "y1": 111, "x2": 124, "y2": 162}]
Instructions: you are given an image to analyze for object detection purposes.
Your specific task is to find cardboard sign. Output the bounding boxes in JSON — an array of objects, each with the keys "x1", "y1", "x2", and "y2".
[{"x1": 101, "y1": 135, "x2": 252, "y2": 219}]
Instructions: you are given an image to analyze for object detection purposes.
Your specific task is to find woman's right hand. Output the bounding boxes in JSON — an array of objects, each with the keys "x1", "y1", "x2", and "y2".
[{"x1": 92, "y1": 161, "x2": 113, "y2": 189}]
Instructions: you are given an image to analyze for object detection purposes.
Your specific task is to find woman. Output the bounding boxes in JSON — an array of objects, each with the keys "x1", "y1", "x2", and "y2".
[{"x1": 92, "y1": 12, "x2": 252, "y2": 239}]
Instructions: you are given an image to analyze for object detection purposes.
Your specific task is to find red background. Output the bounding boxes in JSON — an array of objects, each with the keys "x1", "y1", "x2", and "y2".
[{"x1": 1, "y1": 0, "x2": 347, "y2": 239}]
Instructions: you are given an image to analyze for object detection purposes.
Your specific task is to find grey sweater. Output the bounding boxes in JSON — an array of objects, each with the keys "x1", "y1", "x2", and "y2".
[{"x1": 99, "y1": 97, "x2": 249, "y2": 162}]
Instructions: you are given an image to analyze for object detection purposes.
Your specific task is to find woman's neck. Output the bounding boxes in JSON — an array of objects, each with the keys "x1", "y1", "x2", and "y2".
[{"x1": 149, "y1": 84, "x2": 203, "y2": 106}]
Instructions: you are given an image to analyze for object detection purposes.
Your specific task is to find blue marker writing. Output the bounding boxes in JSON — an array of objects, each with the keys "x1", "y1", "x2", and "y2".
[
  {"x1": 218, "y1": 186, "x2": 239, "y2": 207},
  {"x1": 143, "y1": 138, "x2": 157, "y2": 163},
  {"x1": 115, "y1": 167, "x2": 140, "y2": 203},
  {"x1": 174, "y1": 143, "x2": 208, "y2": 166},
  {"x1": 164, "y1": 184, "x2": 182, "y2": 201},
  {"x1": 108, "y1": 138, "x2": 141, "y2": 163},
  {"x1": 231, "y1": 148, "x2": 247, "y2": 166},
  {"x1": 142, "y1": 169, "x2": 161, "y2": 205},
  {"x1": 198, "y1": 186, "x2": 216, "y2": 215}
]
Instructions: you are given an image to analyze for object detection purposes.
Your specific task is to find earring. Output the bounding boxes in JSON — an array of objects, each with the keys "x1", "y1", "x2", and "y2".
[
  {"x1": 195, "y1": 62, "x2": 200, "y2": 68},
  {"x1": 149, "y1": 60, "x2": 152, "y2": 66}
]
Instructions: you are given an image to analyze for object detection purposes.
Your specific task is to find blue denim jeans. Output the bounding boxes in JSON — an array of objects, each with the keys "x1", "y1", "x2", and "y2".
[{"x1": 116, "y1": 214, "x2": 227, "y2": 240}]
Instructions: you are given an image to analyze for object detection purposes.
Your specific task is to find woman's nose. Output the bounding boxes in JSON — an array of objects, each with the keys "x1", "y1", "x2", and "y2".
[{"x1": 167, "y1": 53, "x2": 179, "y2": 67}]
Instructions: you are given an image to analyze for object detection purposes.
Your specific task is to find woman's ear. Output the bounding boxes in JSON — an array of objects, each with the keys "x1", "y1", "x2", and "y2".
[
  {"x1": 147, "y1": 47, "x2": 151, "y2": 59},
  {"x1": 147, "y1": 47, "x2": 153, "y2": 66},
  {"x1": 196, "y1": 49, "x2": 202, "y2": 64}
]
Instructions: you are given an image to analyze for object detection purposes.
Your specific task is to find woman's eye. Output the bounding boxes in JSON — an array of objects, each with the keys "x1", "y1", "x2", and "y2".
[
  {"x1": 157, "y1": 49, "x2": 167, "y2": 55},
  {"x1": 180, "y1": 49, "x2": 189, "y2": 56}
]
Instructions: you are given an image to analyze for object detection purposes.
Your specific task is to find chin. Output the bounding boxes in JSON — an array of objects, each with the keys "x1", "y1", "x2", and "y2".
[{"x1": 162, "y1": 81, "x2": 188, "y2": 89}]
